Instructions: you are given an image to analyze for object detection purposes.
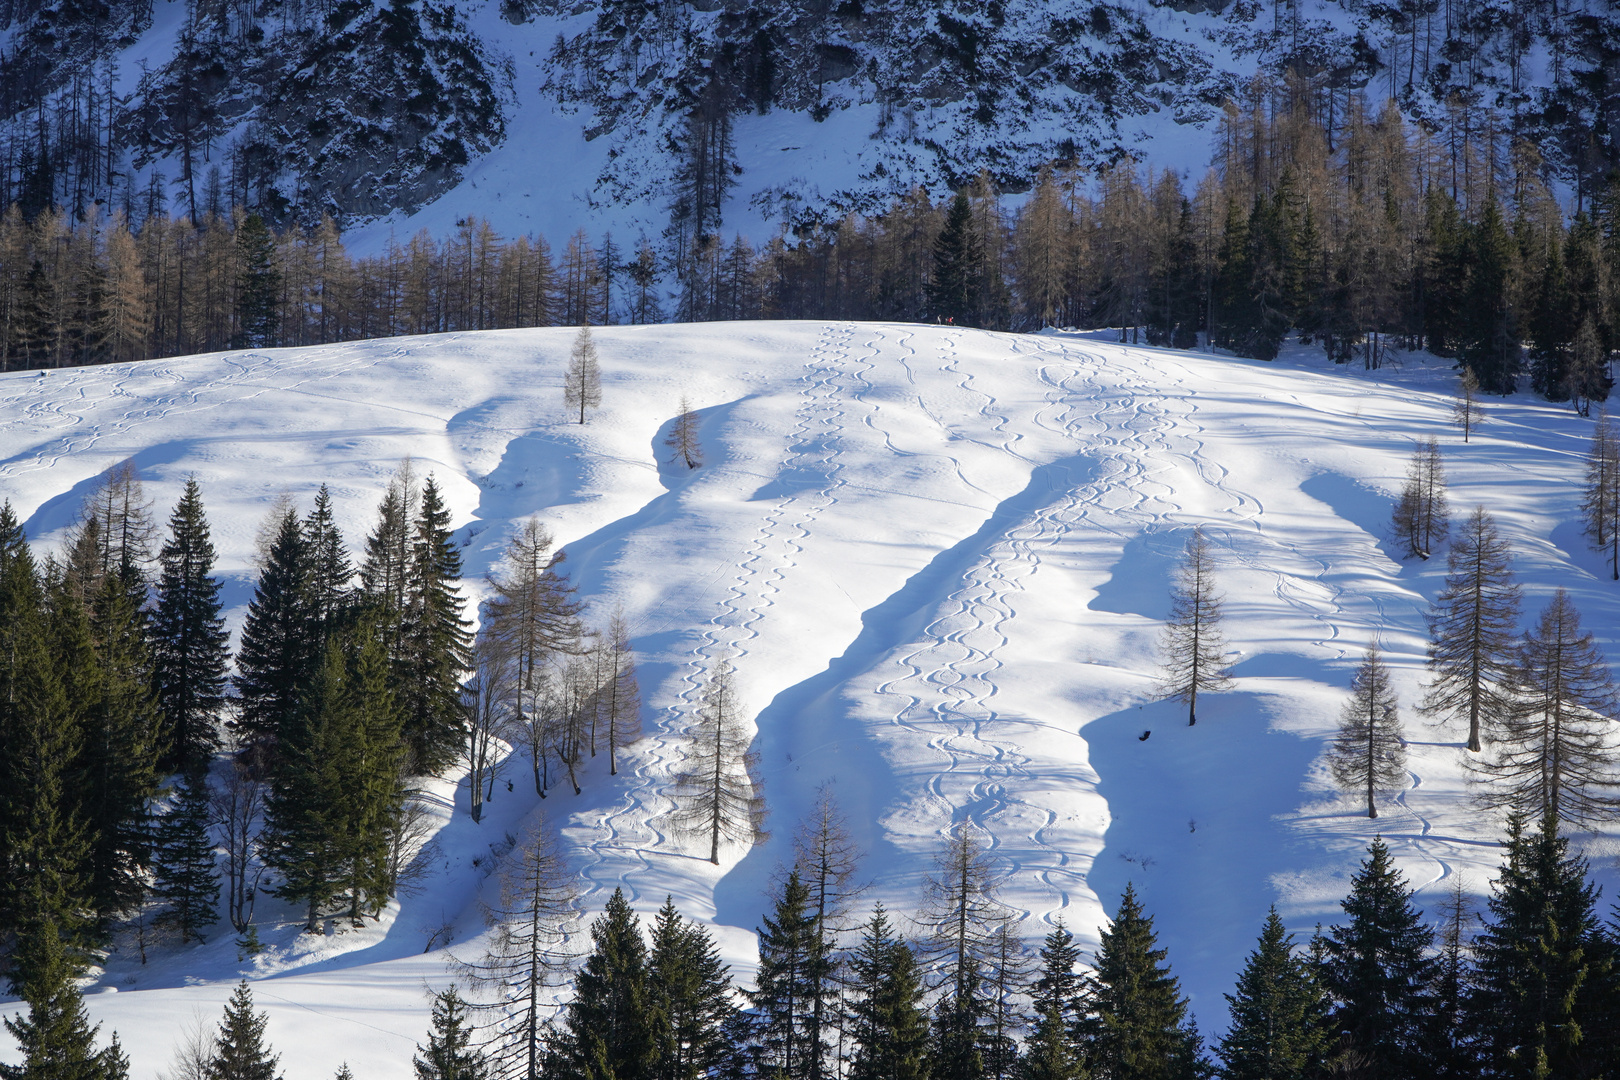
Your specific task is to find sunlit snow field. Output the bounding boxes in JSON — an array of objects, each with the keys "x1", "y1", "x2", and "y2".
[{"x1": 1, "y1": 323, "x2": 1615, "y2": 1076}]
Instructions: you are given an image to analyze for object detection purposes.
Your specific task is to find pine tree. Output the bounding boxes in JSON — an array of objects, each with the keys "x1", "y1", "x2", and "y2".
[
  {"x1": 846, "y1": 905, "x2": 930, "y2": 1080},
  {"x1": 752, "y1": 870, "x2": 820, "y2": 1080},
  {"x1": 207, "y1": 981, "x2": 282, "y2": 1080},
  {"x1": 648, "y1": 897, "x2": 736, "y2": 1080},
  {"x1": 1453, "y1": 366, "x2": 1483, "y2": 442},
  {"x1": 1157, "y1": 526, "x2": 1233, "y2": 725},
  {"x1": 1327, "y1": 642, "x2": 1407, "y2": 818},
  {"x1": 1390, "y1": 437, "x2": 1449, "y2": 560},
  {"x1": 1581, "y1": 411, "x2": 1620, "y2": 580},
  {"x1": 414, "y1": 988, "x2": 488, "y2": 1080},
  {"x1": 565, "y1": 324, "x2": 603, "y2": 424},
  {"x1": 0, "y1": 920, "x2": 128, "y2": 1080},
  {"x1": 1316, "y1": 838, "x2": 1435, "y2": 1077},
  {"x1": 665, "y1": 396, "x2": 703, "y2": 469},
  {"x1": 402, "y1": 476, "x2": 474, "y2": 774},
  {"x1": 1082, "y1": 885, "x2": 1202, "y2": 1080},
  {"x1": 1423, "y1": 506, "x2": 1522, "y2": 753},
  {"x1": 151, "y1": 477, "x2": 230, "y2": 773},
  {"x1": 1467, "y1": 814, "x2": 1614, "y2": 1078},
  {"x1": 152, "y1": 767, "x2": 221, "y2": 943},
  {"x1": 561, "y1": 888, "x2": 658, "y2": 1080},
  {"x1": 1481, "y1": 589, "x2": 1620, "y2": 827},
  {"x1": 672, "y1": 658, "x2": 765, "y2": 863},
  {"x1": 234, "y1": 508, "x2": 316, "y2": 752},
  {"x1": 1217, "y1": 909, "x2": 1328, "y2": 1080}
]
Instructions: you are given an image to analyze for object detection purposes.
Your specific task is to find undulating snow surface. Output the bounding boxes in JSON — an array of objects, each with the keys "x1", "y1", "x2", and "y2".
[{"x1": 1, "y1": 324, "x2": 1615, "y2": 1076}]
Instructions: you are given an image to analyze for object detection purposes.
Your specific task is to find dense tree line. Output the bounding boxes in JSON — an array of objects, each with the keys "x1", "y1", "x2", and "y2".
[{"x1": 6, "y1": 77, "x2": 1620, "y2": 415}]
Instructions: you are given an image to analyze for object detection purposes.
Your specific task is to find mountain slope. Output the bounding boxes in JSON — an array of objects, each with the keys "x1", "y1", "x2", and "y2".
[{"x1": 1, "y1": 323, "x2": 1617, "y2": 1075}]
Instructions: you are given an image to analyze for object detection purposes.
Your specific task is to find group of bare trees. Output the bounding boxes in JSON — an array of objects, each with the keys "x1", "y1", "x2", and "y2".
[{"x1": 466, "y1": 518, "x2": 642, "y2": 821}]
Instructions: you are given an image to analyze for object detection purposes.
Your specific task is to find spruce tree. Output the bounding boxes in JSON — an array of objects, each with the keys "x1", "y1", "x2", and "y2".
[
  {"x1": 235, "y1": 508, "x2": 316, "y2": 752},
  {"x1": 1482, "y1": 589, "x2": 1620, "y2": 826},
  {"x1": 151, "y1": 477, "x2": 230, "y2": 773},
  {"x1": 1468, "y1": 814, "x2": 1614, "y2": 1078},
  {"x1": 752, "y1": 870, "x2": 819, "y2": 1080},
  {"x1": 414, "y1": 988, "x2": 488, "y2": 1080},
  {"x1": 208, "y1": 981, "x2": 282, "y2": 1080},
  {"x1": 1081, "y1": 885, "x2": 1202, "y2": 1080},
  {"x1": 302, "y1": 485, "x2": 354, "y2": 638},
  {"x1": 847, "y1": 905, "x2": 930, "y2": 1080},
  {"x1": 561, "y1": 888, "x2": 658, "y2": 1080},
  {"x1": 152, "y1": 767, "x2": 221, "y2": 943},
  {"x1": 1327, "y1": 642, "x2": 1406, "y2": 819},
  {"x1": 1217, "y1": 909, "x2": 1328, "y2": 1080},
  {"x1": 1021, "y1": 922, "x2": 1086, "y2": 1080},
  {"x1": 233, "y1": 214, "x2": 280, "y2": 349},
  {"x1": 0, "y1": 919, "x2": 128, "y2": 1080},
  {"x1": 1422, "y1": 506, "x2": 1521, "y2": 753},
  {"x1": 81, "y1": 571, "x2": 162, "y2": 924},
  {"x1": 401, "y1": 476, "x2": 473, "y2": 774},
  {"x1": 1461, "y1": 200, "x2": 1519, "y2": 396},
  {"x1": 929, "y1": 194, "x2": 985, "y2": 327},
  {"x1": 1316, "y1": 838, "x2": 1434, "y2": 1076},
  {"x1": 1157, "y1": 526, "x2": 1233, "y2": 726},
  {"x1": 648, "y1": 897, "x2": 736, "y2": 1080}
]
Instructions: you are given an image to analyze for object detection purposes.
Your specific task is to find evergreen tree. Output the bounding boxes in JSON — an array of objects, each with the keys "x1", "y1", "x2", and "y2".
[
  {"x1": 1390, "y1": 437, "x2": 1449, "y2": 560},
  {"x1": 565, "y1": 324, "x2": 604, "y2": 424},
  {"x1": 151, "y1": 477, "x2": 230, "y2": 773},
  {"x1": 1082, "y1": 885, "x2": 1202, "y2": 1080},
  {"x1": 233, "y1": 214, "x2": 280, "y2": 349},
  {"x1": 1316, "y1": 838, "x2": 1435, "y2": 1077},
  {"x1": 414, "y1": 988, "x2": 488, "y2": 1080},
  {"x1": 931, "y1": 960, "x2": 989, "y2": 1080},
  {"x1": 401, "y1": 476, "x2": 473, "y2": 774},
  {"x1": 1461, "y1": 201, "x2": 1520, "y2": 396},
  {"x1": 80, "y1": 571, "x2": 162, "y2": 924},
  {"x1": 561, "y1": 888, "x2": 658, "y2": 1080},
  {"x1": 648, "y1": 897, "x2": 736, "y2": 1080},
  {"x1": 1327, "y1": 642, "x2": 1407, "y2": 819},
  {"x1": 1217, "y1": 909, "x2": 1327, "y2": 1080},
  {"x1": 1468, "y1": 814, "x2": 1613, "y2": 1078},
  {"x1": 1157, "y1": 526, "x2": 1233, "y2": 725},
  {"x1": 0, "y1": 920, "x2": 128, "y2": 1080},
  {"x1": 302, "y1": 485, "x2": 354, "y2": 638},
  {"x1": 1021, "y1": 922, "x2": 1086, "y2": 1080},
  {"x1": 359, "y1": 462, "x2": 417, "y2": 635},
  {"x1": 929, "y1": 194, "x2": 985, "y2": 327},
  {"x1": 207, "y1": 981, "x2": 282, "y2": 1080},
  {"x1": 1423, "y1": 506, "x2": 1522, "y2": 753},
  {"x1": 234, "y1": 508, "x2": 316, "y2": 752},
  {"x1": 152, "y1": 767, "x2": 221, "y2": 943},
  {"x1": 1528, "y1": 232, "x2": 1575, "y2": 401},
  {"x1": 1482, "y1": 589, "x2": 1620, "y2": 827},
  {"x1": 752, "y1": 870, "x2": 820, "y2": 1080},
  {"x1": 1581, "y1": 411, "x2": 1620, "y2": 580},
  {"x1": 671, "y1": 658, "x2": 765, "y2": 863},
  {"x1": 847, "y1": 905, "x2": 930, "y2": 1080},
  {"x1": 1430, "y1": 875, "x2": 1473, "y2": 1079}
]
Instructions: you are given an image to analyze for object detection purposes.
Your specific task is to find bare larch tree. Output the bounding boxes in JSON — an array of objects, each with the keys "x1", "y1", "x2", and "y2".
[
  {"x1": 665, "y1": 395, "x2": 703, "y2": 468},
  {"x1": 1478, "y1": 589, "x2": 1620, "y2": 828},
  {"x1": 1453, "y1": 366, "x2": 1483, "y2": 442},
  {"x1": 1422, "y1": 506, "x2": 1521, "y2": 753},
  {"x1": 1328, "y1": 641, "x2": 1407, "y2": 818},
  {"x1": 1391, "y1": 436, "x2": 1449, "y2": 560},
  {"x1": 1582, "y1": 411, "x2": 1619, "y2": 580},
  {"x1": 1158, "y1": 525, "x2": 1233, "y2": 726},
  {"x1": 564, "y1": 324, "x2": 603, "y2": 424},
  {"x1": 672, "y1": 657, "x2": 766, "y2": 864}
]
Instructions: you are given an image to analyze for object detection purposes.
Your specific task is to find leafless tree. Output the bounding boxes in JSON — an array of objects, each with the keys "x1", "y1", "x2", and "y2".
[
  {"x1": 1422, "y1": 506, "x2": 1521, "y2": 752},
  {"x1": 919, "y1": 823, "x2": 1012, "y2": 1000},
  {"x1": 1157, "y1": 526, "x2": 1233, "y2": 725},
  {"x1": 600, "y1": 610, "x2": 642, "y2": 775},
  {"x1": 1582, "y1": 411, "x2": 1619, "y2": 580},
  {"x1": 454, "y1": 820, "x2": 579, "y2": 1080},
  {"x1": 1391, "y1": 437, "x2": 1449, "y2": 560},
  {"x1": 156, "y1": 1009, "x2": 218, "y2": 1080},
  {"x1": 465, "y1": 634, "x2": 516, "y2": 823},
  {"x1": 672, "y1": 658, "x2": 767, "y2": 863},
  {"x1": 792, "y1": 788, "x2": 865, "y2": 1080},
  {"x1": 211, "y1": 739, "x2": 266, "y2": 934},
  {"x1": 1328, "y1": 641, "x2": 1407, "y2": 818},
  {"x1": 1478, "y1": 589, "x2": 1620, "y2": 828},
  {"x1": 665, "y1": 395, "x2": 703, "y2": 468},
  {"x1": 564, "y1": 324, "x2": 603, "y2": 424},
  {"x1": 1452, "y1": 366, "x2": 1483, "y2": 441}
]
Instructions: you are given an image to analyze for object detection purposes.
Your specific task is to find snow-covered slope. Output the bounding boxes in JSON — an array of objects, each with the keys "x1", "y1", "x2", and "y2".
[{"x1": 2, "y1": 323, "x2": 1616, "y2": 1076}]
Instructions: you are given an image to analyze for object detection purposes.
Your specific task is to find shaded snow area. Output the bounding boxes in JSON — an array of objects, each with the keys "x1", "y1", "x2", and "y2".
[{"x1": 2, "y1": 323, "x2": 1617, "y2": 1074}]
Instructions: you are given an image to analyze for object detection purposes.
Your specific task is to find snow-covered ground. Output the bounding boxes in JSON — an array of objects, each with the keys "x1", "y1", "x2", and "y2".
[{"x1": 1, "y1": 324, "x2": 1615, "y2": 1075}]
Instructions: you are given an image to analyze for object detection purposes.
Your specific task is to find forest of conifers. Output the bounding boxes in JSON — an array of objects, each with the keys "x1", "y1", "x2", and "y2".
[{"x1": 1, "y1": 77, "x2": 1617, "y2": 413}]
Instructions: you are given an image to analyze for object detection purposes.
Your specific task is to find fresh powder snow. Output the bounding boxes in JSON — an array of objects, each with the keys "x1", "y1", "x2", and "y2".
[{"x1": 1, "y1": 323, "x2": 1614, "y2": 1076}]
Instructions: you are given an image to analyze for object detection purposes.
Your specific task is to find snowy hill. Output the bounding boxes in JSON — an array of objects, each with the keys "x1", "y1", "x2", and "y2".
[{"x1": 2, "y1": 322, "x2": 1617, "y2": 1076}]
